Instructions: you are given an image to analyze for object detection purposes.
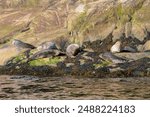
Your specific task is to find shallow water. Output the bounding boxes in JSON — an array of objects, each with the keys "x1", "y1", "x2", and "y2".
[{"x1": 0, "y1": 75, "x2": 150, "y2": 99}]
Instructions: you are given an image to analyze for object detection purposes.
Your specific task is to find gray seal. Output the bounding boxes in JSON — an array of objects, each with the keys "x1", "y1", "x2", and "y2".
[
  {"x1": 66, "y1": 44, "x2": 81, "y2": 57},
  {"x1": 37, "y1": 41, "x2": 57, "y2": 51},
  {"x1": 99, "y1": 52, "x2": 128, "y2": 64},
  {"x1": 12, "y1": 39, "x2": 35, "y2": 50},
  {"x1": 28, "y1": 49, "x2": 65, "y2": 61}
]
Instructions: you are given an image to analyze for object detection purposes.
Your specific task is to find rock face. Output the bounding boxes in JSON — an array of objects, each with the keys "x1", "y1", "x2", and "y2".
[
  {"x1": 0, "y1": 0, "x2": 149, "y2": 45},
  {"x1": 68, "y1": 0, "x2": 150, "y2": 43}
]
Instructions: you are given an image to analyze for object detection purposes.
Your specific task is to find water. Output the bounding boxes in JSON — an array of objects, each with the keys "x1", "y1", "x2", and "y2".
[{"x1": 0, "y1": 75, "x2": 150, "y2": 99}]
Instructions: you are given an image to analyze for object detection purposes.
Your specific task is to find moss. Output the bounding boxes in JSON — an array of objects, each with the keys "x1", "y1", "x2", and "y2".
[
  {"x1": 29, "y1": 57, "x2": 64, "y2": 66},
  {"x1": 13, "y1": 54, "x2": 26, "y2": 63},
  {"x1": 93, "y1": 60, "x2": 112, "y2": 69}
]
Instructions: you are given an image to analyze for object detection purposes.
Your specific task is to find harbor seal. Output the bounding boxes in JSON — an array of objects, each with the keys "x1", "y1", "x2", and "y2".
[
  {"x1": 99, "y1": 52, "x2": 128, "y2": 64},
  {"x1": 37, "y1": 41, "x2": 57, "y2": 51},
  {"x1": 66, "y1": 44, "x2": 81, "y2": 57},
  {"x1": 12, "y1": 39, "x2": 35, "y2": 50}
]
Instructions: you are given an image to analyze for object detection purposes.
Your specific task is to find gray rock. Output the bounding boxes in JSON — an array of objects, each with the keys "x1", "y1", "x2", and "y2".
[
  {"x1": 37, "y1": 41, "x2": 57, "y2": 51},
  {"x1": 66, "y1": 44, "x2": 81, "y2": 57}
]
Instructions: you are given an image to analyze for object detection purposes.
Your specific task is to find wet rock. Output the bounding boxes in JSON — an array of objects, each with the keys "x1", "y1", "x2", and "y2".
[
  {"x1": 66, "y1": 44, "x2": 81, "y2": 57},
  {"x1": 110, "y1": 41, "x2": 121, "y2": 53},
  {"x1": 37, "y1": 41, "x2": 57, "y2": 51}
]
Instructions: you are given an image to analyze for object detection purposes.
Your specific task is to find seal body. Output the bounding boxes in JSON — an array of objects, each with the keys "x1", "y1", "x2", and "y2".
[
  {"x1": 66, "y1": 44, "x2": 80, "y2": 57},
  {"x1": 37, "y1": 41, "x2": 57, "y2": 51},
  {"x1": 99, "y1": 52, "x2": 127, "y2": 64},
  {"x1": 121, "y1": 46, "x2": 137, "y2": 52},
  {"x1": 12, "y1": 39, "x2": 35, "y2": 50},
  {"x1": 110, "y1": 41, "x2": 121, "y2": 53}
]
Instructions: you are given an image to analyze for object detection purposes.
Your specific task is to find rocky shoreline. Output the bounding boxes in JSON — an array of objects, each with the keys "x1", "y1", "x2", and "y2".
[
  {"x1": 1, "y1": 52, "x2": 150, "y2": 78},
  {"x1": 1, "y1": 34, "x2": 150, "y2": 78}
]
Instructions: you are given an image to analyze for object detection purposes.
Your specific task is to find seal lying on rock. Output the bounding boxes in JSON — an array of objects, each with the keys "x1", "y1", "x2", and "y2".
[
  {"x1": 121, "y1": 46, "x2": 137, "y2": 53},
  {"x1": 110, "y1": 41, "x2": 121, "y2": 53},
  {"x1": 99, "y1": 52, "x2": 128, "y2": 64},
  {"x1": 66, "y1": 44, "x2": 81, "y2": 57},
  {"x1": 12, "y1": 39, "x2": 36, "y2": 50},
  {"x1": 12, "y1": 39, "x2": 36, "y2": 58},
  {"x1": 37, "y1": 41, "x2": 57, "y2": 51},
  {"x1": 28, "y1": 49, "x2": 65, "y2": 61}
]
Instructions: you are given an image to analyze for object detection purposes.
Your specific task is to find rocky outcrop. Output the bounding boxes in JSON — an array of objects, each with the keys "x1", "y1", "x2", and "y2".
[
  {"x1": 0, "y1": 0, "x2": 149, "y2": 46},
  {"x1": 68, "y1": 0, "x2": 150, "y2": 44}
]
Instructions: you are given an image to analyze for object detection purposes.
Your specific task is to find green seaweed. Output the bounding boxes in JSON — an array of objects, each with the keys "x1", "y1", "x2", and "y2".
[
  {"x1": 94, "y1": 60, "x2": 112, "y2": 69},
  {"x1": 29, "y1": 57, "x2": 64, "y2": 66}
]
